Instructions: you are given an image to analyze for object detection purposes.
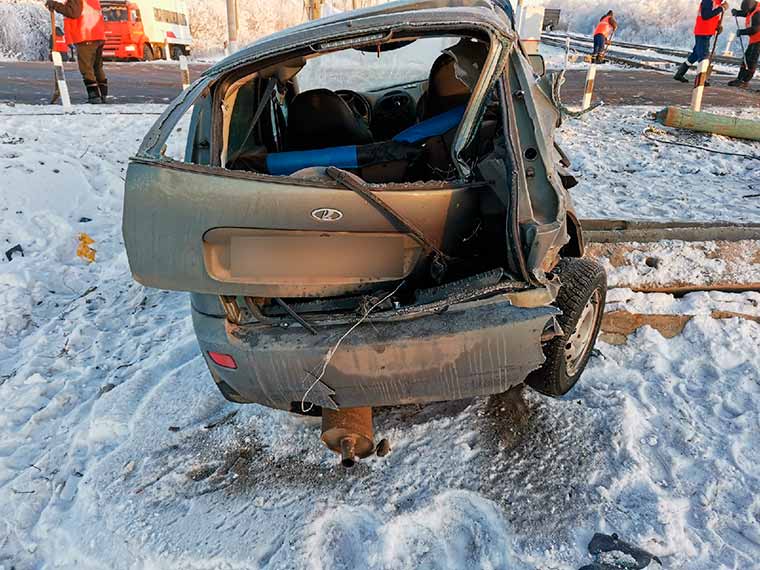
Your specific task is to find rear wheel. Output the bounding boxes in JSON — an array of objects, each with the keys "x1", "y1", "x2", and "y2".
[
  {"x1": 526, "y1": 258, "x2": 606, "y2": 397},
  {"x1": 142, "y1": 44, "x2": 153, "y2": 61}
]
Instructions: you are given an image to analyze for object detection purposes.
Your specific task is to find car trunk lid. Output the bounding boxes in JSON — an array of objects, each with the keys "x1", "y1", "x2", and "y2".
[{"x1": 123, "y1": 159, "x2": 481, "y2": 297}]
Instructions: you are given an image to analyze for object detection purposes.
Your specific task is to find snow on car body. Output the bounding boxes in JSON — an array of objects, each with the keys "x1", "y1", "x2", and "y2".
[{"x1": 122, "y1": 0, "x2": 606, "y2": 463}]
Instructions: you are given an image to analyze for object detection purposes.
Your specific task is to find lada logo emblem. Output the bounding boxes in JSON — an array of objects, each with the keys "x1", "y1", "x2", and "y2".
[{"x1": 311, "y1": 208, "x2": 344, "y2": 222}]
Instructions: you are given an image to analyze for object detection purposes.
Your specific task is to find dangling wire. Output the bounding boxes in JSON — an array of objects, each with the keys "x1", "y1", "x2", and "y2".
[
  {"x1": 641, "y1": 125, "x2": 760, "y2": 161},
  {"x1": 300, "y1": 280, "x2": 405, "y2": 412}
]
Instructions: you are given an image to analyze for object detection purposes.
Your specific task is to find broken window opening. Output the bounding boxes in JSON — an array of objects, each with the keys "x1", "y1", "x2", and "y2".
[{"x1": 219, "y1": 34, "x2": 502, "y2": 186}]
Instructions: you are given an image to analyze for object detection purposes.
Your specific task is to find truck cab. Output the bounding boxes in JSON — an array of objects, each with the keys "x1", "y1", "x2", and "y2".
[{"x1": 102, "y1": 0, "x2": 191, "y2": 61}]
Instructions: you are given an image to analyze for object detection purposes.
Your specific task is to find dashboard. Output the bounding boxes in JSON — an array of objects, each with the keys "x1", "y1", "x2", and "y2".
[{"x1": 336, "y1": 80, "x2": 428, "y2": 141}]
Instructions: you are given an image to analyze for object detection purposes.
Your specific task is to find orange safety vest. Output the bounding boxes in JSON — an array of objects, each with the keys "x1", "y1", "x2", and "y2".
[
  {"x1": 694, "y1": 0, "x2": 723, "y2": 36},
  {"x1": 747, "y1": 5, "x2": 760, "y2": 44},
  {"x1": 594, "y1": 16, "x2": 614, "y2": 38},
  {"x1": 63, "y1": 0, "x2": 106, "y2": 45}
]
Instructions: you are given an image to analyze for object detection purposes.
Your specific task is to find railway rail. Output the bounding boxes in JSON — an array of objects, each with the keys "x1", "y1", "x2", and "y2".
[
  {"x1": 545, "y1": 31, "x2": 743, "y2": 66},
  {"x1": 541, "y1": 32, "x2": 739, "y2": 76}
]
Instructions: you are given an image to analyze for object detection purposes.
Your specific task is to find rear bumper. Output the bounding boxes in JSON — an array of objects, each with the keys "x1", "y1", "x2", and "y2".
[{"x1": 192, "y1": 294, "x2": 557, "y2": 410}]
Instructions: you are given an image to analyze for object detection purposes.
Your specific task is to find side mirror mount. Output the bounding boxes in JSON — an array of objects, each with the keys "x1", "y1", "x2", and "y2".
[{"x1": 528, "y1": 54, "x2": 546, "y2": 77}]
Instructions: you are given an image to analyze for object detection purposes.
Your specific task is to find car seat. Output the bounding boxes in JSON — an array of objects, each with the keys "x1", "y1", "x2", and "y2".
[{"x1": 286, "y1": 88, "x2": 373, "y2": 151}]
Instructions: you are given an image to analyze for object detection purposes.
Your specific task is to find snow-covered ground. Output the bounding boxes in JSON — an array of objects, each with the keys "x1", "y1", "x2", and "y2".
[
  {"x1": 1, "y1": 104, "x2": 759, "y2": 569},
  {"x1": 557, "y1": 106, "x2": 760, "y2": 223}
]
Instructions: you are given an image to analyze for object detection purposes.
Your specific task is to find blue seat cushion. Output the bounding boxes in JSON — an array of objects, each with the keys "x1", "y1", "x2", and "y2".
[
  {"x1": 392, "y1": 105, "x2": 465, "y2": 144},
  {"x1": 264, "y1": 106, "x2": 466, "y2": 176}
]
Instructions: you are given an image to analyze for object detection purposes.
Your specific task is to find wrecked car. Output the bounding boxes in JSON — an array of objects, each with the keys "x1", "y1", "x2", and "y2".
[{"x1": 122, "y1": 0, "x2": 607, "y2": 466}]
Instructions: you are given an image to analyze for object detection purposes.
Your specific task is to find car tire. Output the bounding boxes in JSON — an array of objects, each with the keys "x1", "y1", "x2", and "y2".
[
  {"x1": 142, "y1": 44, "x2": 153, "y2": 61},
  {"x1": 526, "y1": 257, "x2": 607, "y2": 397}
]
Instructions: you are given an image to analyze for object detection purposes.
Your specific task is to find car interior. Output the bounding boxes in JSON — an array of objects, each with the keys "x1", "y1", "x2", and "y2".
[{"x1": 224, "y1": 36, "x2": 500, "y2": 185}]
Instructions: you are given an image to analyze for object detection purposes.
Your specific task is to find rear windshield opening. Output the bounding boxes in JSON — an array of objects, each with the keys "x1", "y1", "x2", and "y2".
[{"x1": 222, "y1": 35, "x2": 498, "y2": 185}]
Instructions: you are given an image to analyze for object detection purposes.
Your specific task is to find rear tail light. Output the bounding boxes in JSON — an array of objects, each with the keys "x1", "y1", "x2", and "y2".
[{"x1": 208, "y1": 351, "x2": 237, "y2": 369}]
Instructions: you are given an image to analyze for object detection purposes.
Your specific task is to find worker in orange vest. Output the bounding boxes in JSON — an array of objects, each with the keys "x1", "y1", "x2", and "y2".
[
  {"x1": 46, "y1": 0, "x2": 108, "y2": 103},
  {"x1": 728, "y1": 0, "x2": 760, "y2": 88},
  {"x1": 592, "y1": 11, "x2": 618, "y2": 64},
  {"x1": 674, "y1": 0, "x2": 729, "y2": 83}
]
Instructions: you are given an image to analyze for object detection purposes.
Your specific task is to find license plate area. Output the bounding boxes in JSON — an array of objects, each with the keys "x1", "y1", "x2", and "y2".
[{"x1": 203, "y1": 228, "x2": 422, "y2": 288}]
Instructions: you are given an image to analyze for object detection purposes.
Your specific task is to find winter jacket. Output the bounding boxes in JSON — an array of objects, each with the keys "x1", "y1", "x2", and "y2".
[
  {"x1": 50, "y1": 0, "x2": 105, "y2": 45},
  {"x1": 594, "y1": 14, "x2": 618, "y2": 38},
  {"x1": 734, "y1": 1, "x2": 760, "y2": 44},
  {"x1": 694, "y1": 0, "x2": 724, "y2": 36}
]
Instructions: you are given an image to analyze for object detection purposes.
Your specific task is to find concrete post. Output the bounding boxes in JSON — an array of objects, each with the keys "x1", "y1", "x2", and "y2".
[
  {"x1": 690, "y1": 58, "x2": 710, "y2": 112},
  {"x1": 658, "y1": 106, "x2": 760, "y2": 141},
  {"x1": 582, "y1": 63, "x2": 596, "y2": 110},
  {"x1": 51, "y1": 51, "x2": 71, "y2": 110},
  {"x1": 226, "y1": 0, "x2": 239, "y2": 54},
  {"x1": 722, "y1": 31, "x2": 735, "y2": 56},
  {"x1": 179, "y1": 55, "x2": 190, "y2": 90}
]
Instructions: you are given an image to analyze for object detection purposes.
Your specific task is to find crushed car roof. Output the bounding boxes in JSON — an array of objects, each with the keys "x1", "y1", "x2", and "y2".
[{"x1": 202, "y1": 0, "x2": 514, "y2": 78}]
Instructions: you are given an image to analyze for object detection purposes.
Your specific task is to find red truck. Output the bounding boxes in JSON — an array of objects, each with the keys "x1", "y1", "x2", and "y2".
[{"x1": 101, "y1": 0, "x2": 192, "y2": 61}]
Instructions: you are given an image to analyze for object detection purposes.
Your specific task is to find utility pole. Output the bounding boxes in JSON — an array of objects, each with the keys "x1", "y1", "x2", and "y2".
[{"x1": 226, "y1": 0, "x2": 239, "y2": 55}]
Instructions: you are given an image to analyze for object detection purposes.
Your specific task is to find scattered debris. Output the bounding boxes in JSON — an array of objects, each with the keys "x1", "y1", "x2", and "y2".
[
  {"x1": 76, "y1": 233, "x2": 96, "y2": 263},
  {"x1": 1, "y1": 132, "x2": 23, "y2": 144},
  {"x1": 203, "y1": 410, "x2": 238, "y2": 430},
  {"x1": 579, "y1": 533, "x2": 662, "y2": 569},
  {"x1": 97, "y1": 383, "x2": 116, "y2": 398},
  {"x1": 78, "y1": 217, "x2": 92, "y2": 223},
  {"x1": 5, "y1": 243, "x2": 23, "y2": 262}
]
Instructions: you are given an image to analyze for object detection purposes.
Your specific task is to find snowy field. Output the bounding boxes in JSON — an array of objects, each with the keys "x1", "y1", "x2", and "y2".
[
  {"x1": 557, "y1": 106, "x2": 760, "y2": 223},
  {"x1": 1, "y1": 104, "x2": 759, "y2": 569}
]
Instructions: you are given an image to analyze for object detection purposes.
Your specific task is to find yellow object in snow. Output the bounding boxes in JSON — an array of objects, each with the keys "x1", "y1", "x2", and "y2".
[{"x1": 77, "y1": 233, "x2": 96, "y2": 263}]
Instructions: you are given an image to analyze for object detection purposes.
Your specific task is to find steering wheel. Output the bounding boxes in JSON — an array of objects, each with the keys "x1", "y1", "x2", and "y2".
[{"x1": 336, "y1": 90, "x2": 372, "y2": 126}]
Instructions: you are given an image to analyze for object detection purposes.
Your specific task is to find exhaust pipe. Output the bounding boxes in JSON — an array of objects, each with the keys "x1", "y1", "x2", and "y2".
[{"x1": 321, "y1": 407, "x2": 390, "y2": 467}]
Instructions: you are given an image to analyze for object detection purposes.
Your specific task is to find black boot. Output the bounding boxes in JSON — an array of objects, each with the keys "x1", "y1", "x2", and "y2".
[
  {"x1": 728, "y1": 66, "x2": 751, "y2": 88},
  {"x1": 673, "y1": 62, "x2": 690, "y2": 83},
  {"x1": 98, "y1": 81, "x2": 108, "y2": 104},
  {"x1": 85, "y1": 83, "x2": 101, "y2": 104}
]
